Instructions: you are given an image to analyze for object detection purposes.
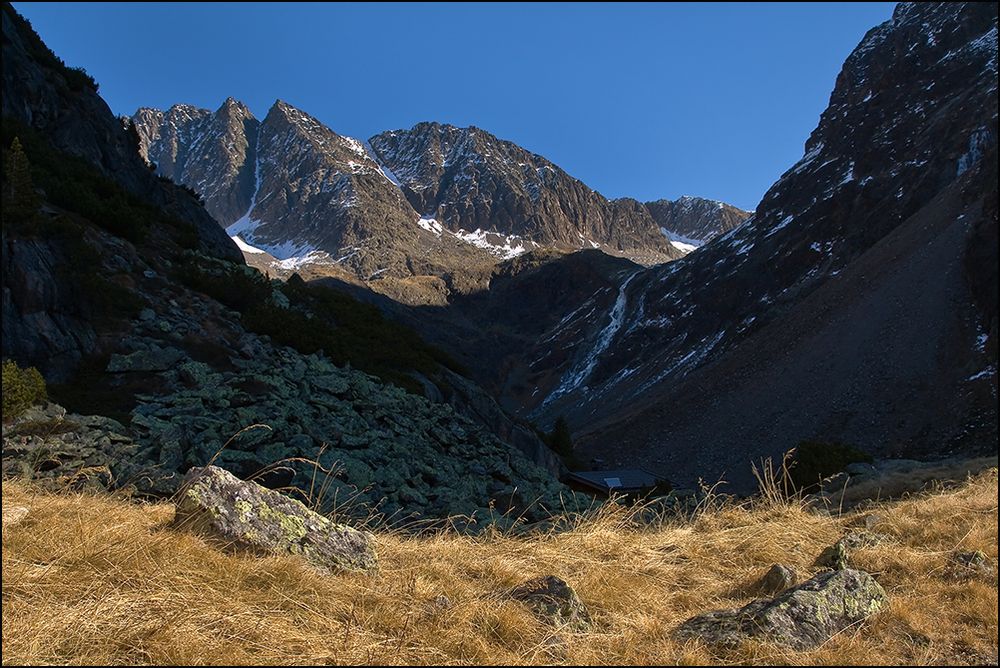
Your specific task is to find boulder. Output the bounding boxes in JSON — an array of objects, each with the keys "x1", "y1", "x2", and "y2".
[
  {"x1": 509, "y1": 575, "x2": 591, "y2": 632},
  {"x1": 676, "y1": 569, "x2": 887, "y2": 650},
  {"x1": 174, "y1": 465, "x2": 377, "y2": 574}
]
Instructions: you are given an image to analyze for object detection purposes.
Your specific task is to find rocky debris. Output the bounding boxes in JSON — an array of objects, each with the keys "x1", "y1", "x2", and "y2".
[
  {"x1": 175, "y1": 465, "x2": 377, "y2": 574},
  {"x1": 810, "y1": 456, "x2": 999, "y2": 510},
  {"x1": 509, "y1": 575, "x2": 592, "y2": 632},
  {"x1": 2, "y1": 505, "x2": 30, "y2": 529},
  {"x1": 948, "y1": 550, "x2": 995, "y2": 579},
  {"x1": 758, "y1": 564, "x2": 797, "y2": 593},
  {"x1": 104, "y1": 289, "x2": 577, "y2": 528},
  {"x1": 1, "y1": 402, "x2": 164, "y2": 492},
  {"x1": 676, "y1": 569, "x2": 888, "y2": 650},
  {"x1": 106, "y1": 347, "x2": 187, "y2": 373},
  {"x1": 814, "y1": 541, "x2": 849, "y2": 571}
]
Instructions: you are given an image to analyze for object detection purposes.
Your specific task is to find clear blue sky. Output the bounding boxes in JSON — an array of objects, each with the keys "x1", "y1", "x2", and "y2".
[{"x1": 14, "y1": 2, "x2": 895, "y2": 211}]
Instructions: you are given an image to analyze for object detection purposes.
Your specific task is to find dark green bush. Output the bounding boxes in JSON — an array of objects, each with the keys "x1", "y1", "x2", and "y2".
[
  {"x1": 789, "y1": 440, "x2": 874, "y2": 491},
  {"x1": 2, "y1": 359, "x2": 47, "y2": 422},
  {"x1": 546, "y1": 416, "x2": 574, "y2": 457}
]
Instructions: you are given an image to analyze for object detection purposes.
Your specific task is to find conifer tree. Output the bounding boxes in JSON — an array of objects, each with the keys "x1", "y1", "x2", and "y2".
[
  {"x1": 2, "y1": 137, "x2": 41, "y2": 227},
  {"x1": 550, "y1": 416, "x2": 573, "y2": 458}
]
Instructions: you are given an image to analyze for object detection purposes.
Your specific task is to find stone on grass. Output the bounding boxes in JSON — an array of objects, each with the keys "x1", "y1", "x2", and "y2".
[
  {"x1": 814, "y1": 540, "x2": 849, "y2": 570},
  {"x1": 2, "y1": 505, "x2": 30, "y2": 529},
  {"x1": 174, "y1": 465, "x2": 377, "y2": 574},
  {"x1": 510, "y1": 575, "x2": 592, "y2": 632},
  {"x1": 949, "y1": 550, "x2": 994, "y2": 579},
  {"x1": 758, "y1": 563, "x2": 797, "y2": 593},
  {"x1": 676, "y1": 568, "x2": 887, "y2": 650}
]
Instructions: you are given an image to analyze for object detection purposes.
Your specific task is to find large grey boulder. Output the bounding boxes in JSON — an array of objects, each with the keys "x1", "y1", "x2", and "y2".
[
  {"x1": 174, "y1": 465, "x2": 377, "y2": 574},
  {"x1": 676, "y1": 569, "x2": 887, "y2": 650}
]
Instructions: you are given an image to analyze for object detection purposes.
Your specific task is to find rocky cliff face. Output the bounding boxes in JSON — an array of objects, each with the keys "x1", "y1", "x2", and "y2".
[
  {"x1": 1, "y1": 2, "x2": 240, "y2": 381},
  {"x1": 644, "y1": 196, "x2": 752, "y2": 248},
  {"x1": 526, "y1": 2, "x2": 997, "y2": 489},
  {"x1": 134, "y1": 99, "x2": 260, "y2": 226}
]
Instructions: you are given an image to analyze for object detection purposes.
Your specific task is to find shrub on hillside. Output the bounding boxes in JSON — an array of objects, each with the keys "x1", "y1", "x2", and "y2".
[
  {"x1": 2, "y1": 360, "x2": 47, "y2": 422},
  {"x1": 788, "y1": 439, "x2": 873, "y2": 491},
  {"x1": 176, "y1": 258, "x2": 463, "y2": 394}
]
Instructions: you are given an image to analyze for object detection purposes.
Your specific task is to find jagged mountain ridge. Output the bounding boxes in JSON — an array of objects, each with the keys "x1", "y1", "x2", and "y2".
[
  {"x1": 132, "y1": 101, "x2": 750, "y2": 302},
  {"x1": 368, "y1": 122, "x2": 697, "y2": 262},
  {"x1": 133, "y1": 99, "x2": 260, "y2": 226}
]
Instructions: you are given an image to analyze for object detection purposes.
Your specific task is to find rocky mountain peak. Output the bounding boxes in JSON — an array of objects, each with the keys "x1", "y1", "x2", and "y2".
[
  {"x1": 644, "y1": 196, "x2": 752, "y2": 248},
  {"x1": 368, "y1": 121, "x2": 681, "y2": 264}
]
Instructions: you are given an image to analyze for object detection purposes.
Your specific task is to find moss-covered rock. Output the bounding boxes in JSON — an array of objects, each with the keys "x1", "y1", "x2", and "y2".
[
  {"x1": 509, "y1": 575, "x2": 592, "y2": 632},
  {"x1": 675, "y1": 569, "x2": 887, "y2": 650},
  {"x1": 174, "y1": 465, "x2": 377, "y2": 574}
]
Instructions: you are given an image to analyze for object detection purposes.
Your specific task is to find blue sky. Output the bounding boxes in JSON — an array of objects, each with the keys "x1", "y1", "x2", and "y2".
[{"x1": 14, "y1": 2, "x2": 895, "y2": 211}]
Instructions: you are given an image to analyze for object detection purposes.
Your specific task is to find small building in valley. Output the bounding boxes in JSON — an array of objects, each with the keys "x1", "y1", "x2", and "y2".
[{"x1": 565, "y1": 469, "x2": 668, "y2": 498}]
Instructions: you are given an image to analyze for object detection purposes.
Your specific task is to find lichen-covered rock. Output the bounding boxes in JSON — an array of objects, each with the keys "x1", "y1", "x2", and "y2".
[
  {"x1": 510, "y1": 575, "x2": 591, "y2": 632},
  {"x1": 676, "y1": 569, "x2": 887, "y2": 650},
  {"x1": 814, "y1": 540, "x2": 849, "y2": 570},
  {"x1": 758, "y1": 564, "x2": 797, "y2": 593},
  {"x1": 174, "y1": 465, "x2": 377, "y2": 574},
  {"x1": 839, "y1": 529, "x2": 892, "y2": 550}
]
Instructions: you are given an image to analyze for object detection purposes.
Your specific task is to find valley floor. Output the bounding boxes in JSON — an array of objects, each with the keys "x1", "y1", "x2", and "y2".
[{"x1": 2, "y1": 469, "x2": 997, "y2": 666}]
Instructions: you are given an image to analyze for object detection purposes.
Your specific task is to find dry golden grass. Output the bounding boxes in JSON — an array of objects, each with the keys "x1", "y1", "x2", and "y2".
[{"x1": 2, "y1": 468, "x2": 997, "y2": 666}]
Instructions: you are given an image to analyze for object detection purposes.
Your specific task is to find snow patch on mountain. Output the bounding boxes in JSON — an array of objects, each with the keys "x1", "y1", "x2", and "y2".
[
  {"x1": 542, "y1": 271, "x2": 641, "y2": 407},
  {"x1": 453, "y1": 229, "x2": 530, "y2": 260}
]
